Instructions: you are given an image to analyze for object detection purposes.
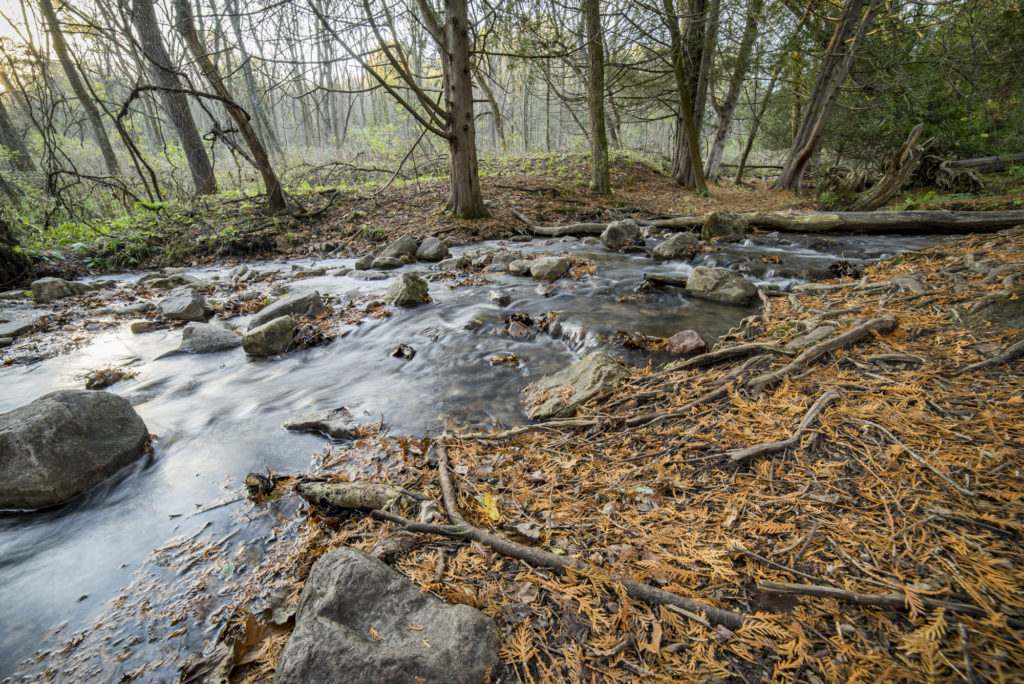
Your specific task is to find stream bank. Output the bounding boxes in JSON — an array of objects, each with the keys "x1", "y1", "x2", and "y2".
[{"x1": 0, "y1": 227, "x2": 979, "y2": 680}]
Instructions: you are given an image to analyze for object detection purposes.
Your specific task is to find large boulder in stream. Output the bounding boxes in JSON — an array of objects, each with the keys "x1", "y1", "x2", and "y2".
[
  {"x1": 385, "y1": 274, "x2": 430, "y2": 307},
  {"x1": 701, "y1": 212, "x2": 749, "y2": 241},
  {"x1": 652, "y1": 233, "x2": 701, "y2": 260},
  {"x1": 415, "y1": 237, "x2": 449, "y2": 262},
  {"x1": 243, "y1": 315, "x2": 297, "y2": 356},
  {"x1": 30, "y1": 277, "x2": 91, "y2": 303},
  {"x1": 180, "y1": 322, "x2": 241, "y2": 353},
  {"x1": 274, "y1": 547, "x2": 499, "y2": 684},
  {"x1": 378, "y1": 235, "x2": 419, "y2": 260},
  {"x1": 0, "y1": 390, "x2": 149, "y2": 510},
  {"x1": 685, "y1": 266, "x2": 756, "y2": 305},
  {"x1": 600, "y1": 219, "x2": 642, "y2": 250},
  {"x1": 526, "y1": 351, "x2": 629, "y2": 420},
  {"x1": 530, "y1": 256, "x2": 570, "y2": 282},
  {"x1": 157, "y1": 287, "x2": 206, "y2": 322},
  {"x1": 249, "y1": 291, "x2": 324, "y2": 330}
]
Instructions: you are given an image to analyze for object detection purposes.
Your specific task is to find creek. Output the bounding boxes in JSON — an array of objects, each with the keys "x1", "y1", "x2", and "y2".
[{"x1": 0, "y1": 231, "x2": 940, "y2": 678}]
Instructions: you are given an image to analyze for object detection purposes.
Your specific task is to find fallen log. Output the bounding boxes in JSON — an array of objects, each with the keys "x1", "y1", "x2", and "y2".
[
  {"x1": 649, "y1": 210, "x2": 1024, "y2": 235},
  {"x1": 948, "y1": 153, "x2": 1024, "y2": 174}
]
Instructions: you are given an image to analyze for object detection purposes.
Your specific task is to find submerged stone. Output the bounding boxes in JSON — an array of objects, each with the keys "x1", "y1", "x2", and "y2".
[{"x1": 526, "y1": 351, "x2": 629, "y2": 420}]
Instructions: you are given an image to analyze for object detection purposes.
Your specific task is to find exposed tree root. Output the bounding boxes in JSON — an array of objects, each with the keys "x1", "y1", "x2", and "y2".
[{"x1": 726, "y1": 391, "x2": 841, "y2": 464}]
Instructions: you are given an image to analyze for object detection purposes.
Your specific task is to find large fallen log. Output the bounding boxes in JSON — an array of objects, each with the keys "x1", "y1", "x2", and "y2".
[
  {"x1": 649, "y1": 210, "x2": 1024, "y2": 235},
  {"x1": 948, "y1": 153, "x2": 1024, "y2": 173}
]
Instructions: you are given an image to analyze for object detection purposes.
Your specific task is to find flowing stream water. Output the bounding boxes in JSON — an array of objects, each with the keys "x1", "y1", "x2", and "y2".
[{"x1": 0, "y1": 231, "x2": 941, "y2": 678}]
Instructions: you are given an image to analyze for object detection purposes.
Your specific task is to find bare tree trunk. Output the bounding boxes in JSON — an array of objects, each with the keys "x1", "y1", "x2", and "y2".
[
  {"x1": 662, "y1": 0, "x2": 708, "y2": 193},
  {"x1": 38, "y1": 0, "x2": 120, "y2": 175},
  {"x1": 226, "y1": 0, "x2": 280, "y2": 156},
  {"x1": 583, "y1": 0, "x2": 610, "y2": 194},
  {"x1": 773, "y1": 0, "x2": 882, "y2": 193},
  {"x1": 0, "y1": 96, "x2": 36, "y2": 172},
  {"x1": 704, "y1": 0, "x2": 763, "y2": 181},
  {"x1": 670, "y1": 0, "x2": 718, "y2": 188},
  {"x1": 175, "y1": 0, "x2": 285, "y2": 212},
  {"x1": 128, "y1": 0, "x2": 217, "y2": 195},
  {"x1": 845, "y1": 123, "x2": 929, "y2": 211},
  {"x1": 440, "y1": 0, "x2": 488, "y2": 218}
]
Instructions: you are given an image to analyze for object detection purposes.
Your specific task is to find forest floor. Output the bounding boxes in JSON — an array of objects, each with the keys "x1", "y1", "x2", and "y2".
[
  {"x1": 205, "y1": 225, "x2": 1024, "y2": 682},
  {"x1": 32, "y1": 154, "x2": 1024, "y2": 280}
]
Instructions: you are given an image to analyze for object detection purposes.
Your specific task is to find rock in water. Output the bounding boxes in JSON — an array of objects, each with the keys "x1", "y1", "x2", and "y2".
[
  {"x1": 600, "y1": 219, "x2": 642, "y2": 250},
  {"x1": 667, "y1": 330, "x2": 707, "y2": 355},
  {"x1": 248, "y1": 291, "x2": 325, "y2": 330},
  {"x1": 529, "y1": 256, "x2": 570, "y2": 282},
  {"x1": 526, "y1": 351, "x2": 629, "y2": 420},
  {"x1": 371, "y1": 257, "x2": 404, "y2": 270},
  {"x1": 30, "y1": 277, "x2": 90, "y2": 303},
  {"x1": 354, "y1": 253, "x2": 375, "y2": 270},
  {"x1": 180, "y1": 322, "x2": 241, "y2": 353},
  {"x1": 128, "y1": 319, "x2": 156, "y2": 334},
  {"x1": 652, "y1": 233, "x2": 701, "y2": 260},
  {"x1": 685, "y1": 266, "x2": 756, "y2": 305},
  {"x1": 701, "y1": 212, "x2": 749, "y2": 241},
  {"x1": 243, "y1": 315, "x2": 297, "y2": 356},
  {"x1": 385, "y1": 274, "x2": 430, "y2": 307},
  {"x1": 283, "y1": 408, "x2": 358, "y2": 440},
  {"x1": 507, "y1": 259, "x2": 534, "y2": 276},
  {"x1": 0, "y1": 390, "x2": 149, "y2": 509},
  {"x1": 378, "y1": 235, "x2": 419, "y2": 260},
  {"x1": 273, "y1": 547, "x2": 499, "y2": 684},
  {"x1": 415, "y1": 237, "x2": 449, "y2": 262},
  {"x1": 157, "y1": 287, "x2": 206, "y2": 322}
]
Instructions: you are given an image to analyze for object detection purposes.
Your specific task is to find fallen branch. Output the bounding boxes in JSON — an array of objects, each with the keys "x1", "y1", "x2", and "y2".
[
  {"x1": 727, "y1": 392, "x2": 841, "y2": 464},
  {"x1": 953, "y1": 337, "x2": 1024, "y2": 376},
  {"x1": 757, "y1": 580, "x2": 1023, "y2": 627},
  {"x1": 676, "y1": 343, "x2": 796, "y2": 371},
  {"x1": 745, "y1": 316, "x2": 898, "y2": 393},
  {"x1": 855, "y1": 420, "x2": 975, "y2": 498}
]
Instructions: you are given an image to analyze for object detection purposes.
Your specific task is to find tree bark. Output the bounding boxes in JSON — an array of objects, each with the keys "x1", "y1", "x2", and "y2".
[
  {"x1": 662, "y1": 0, "x2": 708, "y2": 193},
  {"x1": 174, "y1": 0, "x2": 286, "y2": 213},
  {"x1": 441, "y1": 0, "x2": 488, "y2": 218},
  {"x1": 948, "y1": 153, "x2": 1024, "y2": 173},
  {"x1": 705, "y1": 0, "x2": 763, "y2": 181},
  {"x1": 0, "y1": 96, "x2": 35, "y2": 172},
  {"x1": 583, "y1": 0, "x2": 610, "y2": 194},
  {"x1": 128, "y1": 0, "x2": 217, "y2": 195},
  {"x1": 38, "y1": 0, "x2": 120, "y2": 176},
  {"x1": 845, "y1": 123, "x2": 929, "y2": 211},
  {"x1": 226, "y1": 0, "x2": 280, "y2": 156},
  {"x1": 773, "y1": 0, "x2": 882, "y2": 193}
]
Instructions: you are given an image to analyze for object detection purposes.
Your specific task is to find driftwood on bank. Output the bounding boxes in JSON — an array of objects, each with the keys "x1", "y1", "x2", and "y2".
[
  {"x1": 298, "y1": 445, "x2": 752, "y2": 630},
  {"x1": 845, "y1": 123, "x2": 930, "y2": 211},
  {"x1": 948, "y1": 152, "x2": 1024, "y2": 173}
]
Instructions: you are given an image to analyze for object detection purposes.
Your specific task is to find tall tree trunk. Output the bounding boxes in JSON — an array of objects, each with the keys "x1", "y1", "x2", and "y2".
[
  {"x1": 670, "y1": 0, "x2": 718, "y2": 187},
  {"x1": 704, "y1": 0, "x2": 763, "y2": 181},
  {"x1": 440, "y1": 0, "x2": 488, "y2": 218},
  {"x1": 773, "y1": 0, "x2": 882, "y2": 193},
  {"x1": 0, "y1": 96, "x2": 36, "y2": 172},
  {"x1": 662, "y1": 0, "x2": 707, "y2": 193},
  {"x1": 174, "y1": 0, "x2": 285, "y2": 212},
  {"x1": 128, "y1": 0, "x2": 217, "y2": 195},
  {"x1": 583, "y1": 0, "x2": 610, "y2": 194},
  {"x1": 226, "y1": 0, "x2": 280, "y2": 155},
  {"x1": 38, "y1": 0, "x2": 120, "y2": 175}
]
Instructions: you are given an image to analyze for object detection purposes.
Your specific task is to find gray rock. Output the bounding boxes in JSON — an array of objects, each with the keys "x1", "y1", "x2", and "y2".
[
  {"x1": 0, "y1": 313, "x2": 42, "y2": 338},
  {"x1": 530, "y1": 256, "x2": 571, "y2": 282},
  {"x1": 31, "y1": 277, "x2": 89, "y2": 303},
  {"x1": 242, "y1": 315, "x2": 296, "y2": 356},
  {"x1": 114, "y1": 302, "x2": 152, "y2": 315},
  {"x1": 157, "y1": 287, "x2": 206, "y2": 322},
  {"x1": 282, "y1": 408, "x2": 358, "y2": 440},
  {"x1": 379, "y1": 235, "x2": 419, "y2": 260},
  {"x1": 128, "y1": 319, "x2": 157, "y2": 334},
  {"x1": 685, "y1": 266, "x2": 756, "y2": 305},
  {"x1": 526, "y1": 351, "x2": 628, "y2": 420},
  {"x1": 439, "y1": 255, "x2": 471, "y2": 271},
  {"x1": 652, "y1": 233, "x2": 701, "y2": 260},
  {"x1": 328, "y1": 267, "x2": 353, "y2": 277},
  {"x1": 180, "y1": 322, "x2": 241, "y2": 353},
  {"x1": 274, "y1": 547, "x2": 499, "y2": 684},
  {"x1": 0, "y1": 290, "x2": 29, "y2": 300},
  {"x1": 490, "y1": 252, "x2": 518, "y2": 267},
  {"x1": 371, "y1": 257, "x2": 405, "y2": 270},
  {"x1": 249, "y1": 291, "x2": 324, "y2": 330},
  {"x1": 415, "y1": 237, "x2": 449, "y2": 262},
  {"x1": 354, "y1": 253, "x2": 375, "y2": 270},
  {"x1": 349, "y1": 270, "x2": 390, "y2": 281},
  {"x1": 600, "y1": 219, "x2": 642, "y2": 250},
  {"x1": 142, "y1": 272, "x2": 212, "y2": 291},
  {"x1": 484, "y1": 263, "x2": 507, "y2": 273},
  {"x1": 507, "y1": 259, "x2": 534, "y2": 276},
  {"x1": 582, "y1": 237, "x2": 602, "y2": 246},
  {"x1": 667, "y1": 330, "x2": 707, "y2": 355},
  {"x1": 509, "y1": 235, "x2": 533, "y2": 243},
  {"x1": 385, "y1": 274, "x2": 430, "y2": 307},
  {"x1": 702, "y1": 212, "x2": 749, "y2": 240},
  {"x1": 488, "y1": 290, "x2": 511, "y2": 306},
  {"x1": 0, "y1": 390, "x2": 149, "y2": 509},
  {"x1": 0, "y1": 336, "x2": 11, "y2": 347},
  {"x1": 961, "y1": 287, "x2": 1024, "y2": 330}
]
